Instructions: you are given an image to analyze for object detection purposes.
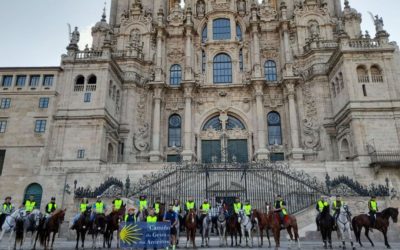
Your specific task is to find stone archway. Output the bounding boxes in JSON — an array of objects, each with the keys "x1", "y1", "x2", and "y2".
[{"x1": 199, "y1": 111, "x2": 250, "y2": 163}]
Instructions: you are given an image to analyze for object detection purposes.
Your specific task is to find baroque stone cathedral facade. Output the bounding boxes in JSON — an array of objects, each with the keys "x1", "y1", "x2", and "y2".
[{"x1": 0, "y1": 0, "x2": 400, "y2": 209}]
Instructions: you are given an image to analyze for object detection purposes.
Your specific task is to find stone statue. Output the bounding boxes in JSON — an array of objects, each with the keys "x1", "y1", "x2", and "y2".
[
  {"x1": 197, "y1": 0, "x2": 205, "y2": 17},
  {"x1": 374, "y1": 15, "x2": 384, "y2": 32},
  {"x1": 237, "y1": 0, "x2": 246, "y2": 12},
  {"x1": 70, "y1": 26, "x2": 80, "y2": 45},
  {"x1": 308, "y1": 21, "x2": 320, "y2": 39}
]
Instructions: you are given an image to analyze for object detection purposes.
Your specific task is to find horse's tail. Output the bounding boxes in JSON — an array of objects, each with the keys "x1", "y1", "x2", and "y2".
[
  {"x1": 351, "y1": 217, "x2": 359, "y2": 241},
  {"x1": 14, "y1": 219, "x2": 24, "y2": 243}
]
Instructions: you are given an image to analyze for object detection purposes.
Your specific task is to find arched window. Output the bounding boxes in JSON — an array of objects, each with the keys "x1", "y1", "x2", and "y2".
[
  {"x1": 107, "y1": 143, "x2": 114, "y2": 163},
  {"x1": 340, "y1": 139, "x2": 350, "y2": 160},
  {"x1": 267, "y1": 112, "x2": 282, "y2": 145},
  {"x1": 88, "y1": 75, "x2": 97, "y2": 84},
  {"x1": 236, "y1": 23, "x2": 242, "y2": 41},
  {"x1": 168, "y1": 114, "x2": 182, "y2": 147},
  {"x1": 75, "y1": 75, "x2": 85, "y2": 85},
  {"x1": 213, "y1": 53, "x2": 232, "y2": 84},
  {"x1": 213, "y1": 18, "x2": 231, "y2": 40},
  {"x1": 370, "y1": 65, "x2": 383, "y2": 82},
  {"x1": 24, "y1": 183, "x2": 43, "y2": 209},
  {"x1": 170, "y1": 64, "x2": 182, "y2": 86},
  {"x1": 239, "y1": 49, "x2": 243, "y2": 72},
  {"x1": 201, "y1": 25, "x2": 207, "y2": 43},
  {"x1": 357, "y1": 65, "x2": 369, "y2": 83},
  {"x1": 264, "y1": 60, "x2": 277, "y2": 81},
  {"x1": 202, "y1": 115, "x2": 245, "y2": 131},
  {"x1": 202, "y1": 50, "x2": 206, "y2": 73}
]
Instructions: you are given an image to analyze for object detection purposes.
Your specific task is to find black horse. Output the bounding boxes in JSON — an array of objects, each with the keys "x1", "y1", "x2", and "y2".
[
  {"x1": 74, "y1": 209, "x2": 92, "y2": 249},
  {"x1": 318, "y1": 206, "x2": 334, "y2": 249}
]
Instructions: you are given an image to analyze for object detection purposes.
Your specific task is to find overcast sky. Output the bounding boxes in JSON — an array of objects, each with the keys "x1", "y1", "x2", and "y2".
[{"x1": 0, "y1": 0, "x2": 399, "y2": 67}]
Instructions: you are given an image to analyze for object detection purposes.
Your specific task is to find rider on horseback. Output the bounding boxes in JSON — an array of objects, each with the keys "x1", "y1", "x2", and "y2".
[
  {"x1": 368, "y1": 195, "x2": 378, "y2": 231},
  {"x1": 316, "y1": 195, "x2": 329, "y2": 231},
  {"x1": 153, "y1": 197, "x2": 161, "y2": 215},
  {"x1": 91, "y1": 196, "x2": 105, "y2": 222},
  {"x1": 233, "y1": 197, "x2": 242, "y2": 215},
  {"x1": 43, "y1": 197, "x2": 57, "y2": 229},
  {"x1": 199, "y1": 199, "x2": 211, "y2": 231},
  {"x1": 24, "y1": 195, "x2": 36, "y2": 214},
  {"x1": 274, "y1": 195, "x2": 288, "y2": 229},
  {"x1": 70, "y1": 197, "x2": 89, "y2": 230},
  {"x1": 0, "y1": 196, "x2": 14, "y2": 229},
  {"x1": 112, "y1": 195, "x2": 124, "y2": 212},
  {"x1": 333, "y1": 195, "x2": 343, "y2": 229}
]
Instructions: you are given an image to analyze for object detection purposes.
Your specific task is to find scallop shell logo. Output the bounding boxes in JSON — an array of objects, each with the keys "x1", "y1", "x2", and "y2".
[{"x1": 120, "y1": 224, "x2": 142, "y2": 245}]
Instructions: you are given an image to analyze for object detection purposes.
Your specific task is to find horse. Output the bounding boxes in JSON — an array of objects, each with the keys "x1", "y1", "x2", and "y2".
[
  {"x1": 201, "y1": 212, "x2": 212, "y2": 247},
  {"x1": 352, "y1": 207, "x2": 398, "y2": 249},
  {"x1": 227, "y1": 212, "x2": 241, "y2": 247},
  {"x1": 216, "y1": 208, "x2": 228, "y2": 247},
  {"x1": 238, "y1": 210, "x2": 253, "y2": 247},
  {"x1": 38, "y1": 209, "x2": 66, "y2": 250},
  {"x1": 318, "y1": 206, "x2": 334, "y2": 249},
  {"x1": 23, "y1": 209, "x2": 42, "y2": 249},
  {"x1": 336, "y1": 205, "x2": 355, "y2": 250},
  {"x1": 266, "y1": 208, "x2": 300, "y2": 249},
  {"x1": 185, "y1": 209, "x2": 197, "y2": 248},
  {"x1": 252, "y1": 209, "x2": 271, "y2": 247},
  {"x1": 72, "y1": 209, "x2": 91, "y2": 250},
  {"x1": 92, "y1": 213, "x2": 106, "y2": 249},
  {"x1": 0, "y1": 208, "x2": 26, "y2": 250},
  {"x1": 104, "y1": 206, "x2": 125, "y2": 249}
]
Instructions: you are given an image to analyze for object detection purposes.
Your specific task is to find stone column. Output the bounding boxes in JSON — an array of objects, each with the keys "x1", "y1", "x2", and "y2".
[
  {"x1": 149, "y1": 85, "x2": 163, "y2": 162},
  {"x1": 286, "y1": 81, "x2": 303, "y2": 159},
  {"x1": 155, "y1": 34, "x2": 164, "y2": 82},
  {"x1": 250, "y1": 4, "x2": 261, "y2": 78},
  {"x1": 253, "y1": 81, "x2": 269, "y2": 160},
  {"x1": 181, "y1": 82, "x2": 195, "y2": 161}
]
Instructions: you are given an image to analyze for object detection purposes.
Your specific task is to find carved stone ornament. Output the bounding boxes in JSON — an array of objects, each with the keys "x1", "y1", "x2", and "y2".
[
  {"x1": 211, "y1": 0, "x2": 231, "y2": 11},
  {"x1": 196, "y1": 0, "x2": 206, "y2": 18},
  {"x1": 302, "y1": 82, "x2": 320, "y2": 150},
  {"x1": 167, "y1": 47, "x2": 185, "y2": 63},
  {"x1": 167, "y1": 3, "x2": 185, "y2": 27},
  {"x1": 258, "y1": 1, "x2": 277, "y2": 22},
  {"x1": 133, "y1": 91, "x2": 150, "y2": 152}
]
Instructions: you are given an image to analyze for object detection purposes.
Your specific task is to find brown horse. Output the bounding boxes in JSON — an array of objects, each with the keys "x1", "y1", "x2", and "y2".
[
  {"x1": 252, "y1": 209, "x2": 271, "y2": 247},
  {"x1": 227, "y1": 212, "x2": 241, "y2": 247},
  {"x1": 185, "y1": 209, "x2": 197, "y2": 248},
  {"x1": 352, "y1": 207, "x2": 399, "y2": 249},
  {"x1": 104, "y1": 206, "x2": 125, "y2": 249},
  {"x1": 39, "y1": 209, "x2": 66, "y2": 250},
  {"x1": 266, "y1": 209, "x2": 300, "y2": 249}
]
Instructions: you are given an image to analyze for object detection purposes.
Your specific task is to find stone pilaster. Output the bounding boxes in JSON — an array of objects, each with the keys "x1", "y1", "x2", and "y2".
[
  {"x1": 181, "y1": 81, "x2": 195, "y2": 161},
  {"x1": 285, "y1": 80, "x2": 303, "y2": 160},
  {"x1": 149, "y1": 84, "x2": 164, "y2": 162},
  {"x1": 250, "y1": 4, "x2": 261, "y2": 78},
  {"x1": 253, "y1": 80, "x2": 269, "y2": 161}
]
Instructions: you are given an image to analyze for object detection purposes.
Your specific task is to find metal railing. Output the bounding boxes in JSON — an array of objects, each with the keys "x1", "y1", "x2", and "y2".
[
  {"x1": 73, "y1": 85, "x2": 84, "y2": 92},
  {"x1": 75, "y1": 51, "x2": 103, "y2": 59},
  {"x1": 371, "y1": 75, "x2": 384, "y2": 83},
  {"x1": 369, "y1": 150, "x2": 400, "y2": 166},
  {"x1": 86, "y1": 84, "x2": 97, "y2": 92},
  {"x1": 358, "y1": 75, "x2": 370, "y2": 83}
]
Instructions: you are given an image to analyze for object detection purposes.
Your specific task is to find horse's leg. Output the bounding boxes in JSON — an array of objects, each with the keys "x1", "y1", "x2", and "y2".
[
  {"x1": 0, "y1": 227, "x2": 5, "y2": 241},
  {"x1": 266, "y1": 228, "x2": 271, "y2": 248},
  {"x1": 81, "y1": 230, "x2": 86, "y2": 249},
  {"x1": 8, "y1": 229, "x2": 14, "y2": 250},
  {"x1": 348, "y1": 227, "x2": 355, "y2": 250},
  {"x1": 383, "y1": 228, "x2": 391, "y2": 249},
  {"x1": 75, "y1": 230, "x2": 79, "y2": 249},
  {"x1": 258, "y1": 226, "x2": 262, "y2": 247},
  {"x1": 51, "y1": 231, "x2": 56, "y2": 250},
  {"x1": 364, "y1": 226, "x2": 374, "y2": 247}
]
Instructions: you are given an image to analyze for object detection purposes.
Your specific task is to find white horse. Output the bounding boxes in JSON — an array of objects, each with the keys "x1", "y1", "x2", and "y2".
[
  {"x1": 216, "y1": 209, "x2": 228, "y2": 247},
  {"x1": 23, "y1": 209, "x2": 42, "y2": 248},
  {"x1": 201, "y1": 213, "x2": 212, "y2": 247},
  {"x1": 238, "y1": 210, "x2": 253, "y2": 247},
  {"x1": 0, "y1": 208, "x2": 27, "y2": 250},
  {"x1": 336, "y1": 205, "x2": 356, "y2": 250}
]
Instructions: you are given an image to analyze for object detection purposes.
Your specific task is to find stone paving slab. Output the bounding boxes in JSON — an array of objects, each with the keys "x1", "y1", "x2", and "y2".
[{"x1": 1, "y1": 235, "x2": 400, "y2": 250}]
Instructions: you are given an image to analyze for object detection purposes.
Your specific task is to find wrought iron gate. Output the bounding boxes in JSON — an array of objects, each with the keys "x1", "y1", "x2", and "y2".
[{"x1": 130, "y1": 162, "x2": 326, "y2": 214}]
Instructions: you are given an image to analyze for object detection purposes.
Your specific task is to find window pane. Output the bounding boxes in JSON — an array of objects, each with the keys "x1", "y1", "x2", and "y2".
[
  {"x1": 35, "y1": 120, "x2": 47, "y2": 133},
  {"x1": 84, "y1": 93, "x2": 91, "y2": 103},
  {"x1": 239, "y1": 49, "x2": 243, "y2": 72},
  {"x1": 170, "y1": 65, "x2": 182, "y2": 86},
  {"x1": 30, "y1": 75, "x2": 40, "y2": 86},
  {"x1": 168, "y1": 115, "x2": 181, "y2": 147},
  {"x1": 202, "y1": 25, "x2": 207, "y2": 43},
  {"x1": 16, "y1": 75, "x2": 26, "y2": 87},
  {"x1": 39, "y1": 97, "x2": 49, "y2": 108},
  {"x1": 213, "y1": 53, "x2": 232, "y2": 84},
  {"x1": 236, "y1": 24, "x2": 242, "y2": 41},
  {"x1": 2, "y1": 76, "x2": 13, "y2": 87},
  {"x1": 267, "y1": 112, "x2": 282, "y2": 145},
  {"x1": 264, "y1": 60, "x2": 277, "y2": 81},
  {"x1": 202, "y1": 50, "x2": 206, "y2": 73},
  {"x1": 43, "y1": 75, "x2": 54, "y2": 86},
  {"x1": 0, "y1": 121, "x2": 7, "y2": 133},
  {"x1": 213, "y1": 18, "x2": 231, "y2": 40},
  {"x1": 0, "y1": 98, "x2": 11, "y2": 109}
]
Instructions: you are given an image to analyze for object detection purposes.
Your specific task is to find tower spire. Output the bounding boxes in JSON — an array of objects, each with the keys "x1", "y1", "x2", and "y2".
[{"x1": 101, "y1": 1, "x2": 107, "y2": 22}]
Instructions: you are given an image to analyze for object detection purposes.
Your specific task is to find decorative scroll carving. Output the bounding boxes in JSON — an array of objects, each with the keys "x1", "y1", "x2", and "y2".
[
  {"x1": 74, "y1": 177, "x2": 124, "y2": 198},
  {"x1": 258, "y1": 1, "x2": 277, "y2": 22},
  {"x1": 211, "y1": 0, "x2": 231, "y2": 11},
  {"x1": 302, "y1": 82, "x2": 320, "y2": 150},
  {"x1": 326, "y1": 174, "x2": 390, "y2": 197},
  {"x1": 134, "y1": 90, "x2": 150, "y2": 152},
  {"x1": 167, "y1": 47, "x2": 185, "y2": 63},
  {"x1": 167, "y1": 2, "x2": 185, "y2": 26}
]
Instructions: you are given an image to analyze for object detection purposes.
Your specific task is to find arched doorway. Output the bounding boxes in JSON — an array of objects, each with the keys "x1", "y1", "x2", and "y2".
[
  {"x1": 107, "y1": 143, "x2": 114, "y2": 163},
  {"x1": 23, "y1": 183, "x2": 43, "y2": 209},
  {"x1": 200, "y1": 112, "x2": 249, "y2": 163}
]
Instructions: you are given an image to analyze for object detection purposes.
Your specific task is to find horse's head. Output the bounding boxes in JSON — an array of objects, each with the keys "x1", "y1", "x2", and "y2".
[
  {"x1": 391, "y1": 208, "x2": 399, "y2": 223},
  {"x1": 238, "y1": 210, "x2": 244, "y2": 223},
  {"x1": 17, "y1": 208, "x2": 27, "y2": 219},
  {"x1": 31, "y1": 209, "x2": 42, "y2": 227}
]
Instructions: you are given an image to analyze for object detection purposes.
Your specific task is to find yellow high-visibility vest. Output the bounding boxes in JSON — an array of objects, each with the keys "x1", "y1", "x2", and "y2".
[
  {"x1": 25, "y1": 200, "x2": 36, "y2": 212},
  {"x1": 369, "y1": 200, "x2": 378, "y2": 212},
  {"x1": 186, "y1": 201, "x2": 195, "y2": 210},
  {"x1": 234, "y1": 202, "x2": 242, "y2": 214},
  {"x1": 139, "y1": 200, "x2": 147, "y2": 212},
  {"x1": 114, "y1": 199, "x2": 123, "y2": 210},
  {"x1": 202, "y1": 203, "x2": 210, "y2": 213},
  {"x1": 244, "y1": 204, "x2": 252, "y2": 216},
  {"x1": 80, "y1": 203, "x2": 88, "y2": 213},
  {"x1": 147, "y1": 215, "x2": 157, "y2": 223},
  {"x1": 95, "y1": 202, "x2": 104, "y2": 213}
]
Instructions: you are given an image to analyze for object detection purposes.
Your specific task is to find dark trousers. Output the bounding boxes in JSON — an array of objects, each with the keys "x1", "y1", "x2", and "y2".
[
  {"x1": 0, "y1": 214, "x2": 7, "y2": 230},
  {"x1": 369, "y1": 211, "x2": 376, "y2": 227}
]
